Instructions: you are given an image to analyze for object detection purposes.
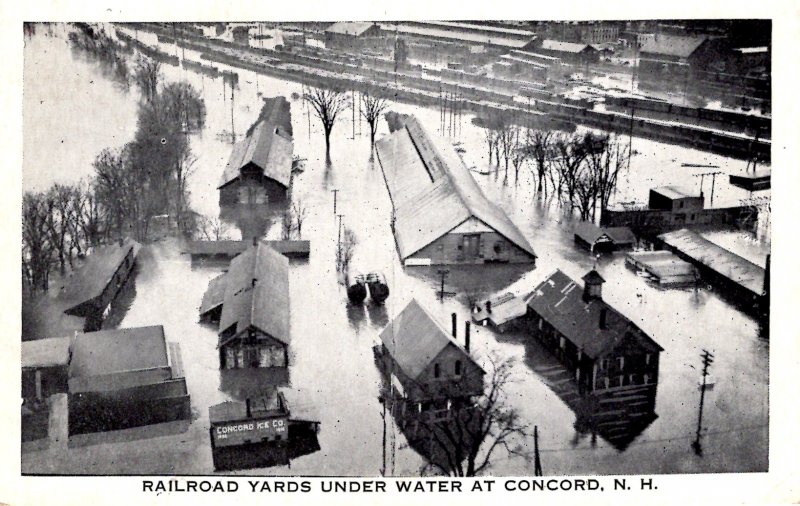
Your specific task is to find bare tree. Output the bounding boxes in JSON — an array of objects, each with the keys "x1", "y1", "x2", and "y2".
[
  {"x1": 195, "y1": 214, "x2": 233, "y2": 241},
  {"x1": 292, "y1": 199, "x2": 309, "y2": 239},
  {"x1": 303, "y1": 88, "x2": 349, "y2": 163},
  {"x1": 360, "y1": 93, "x2": 389, "y2": 151},
  {"x1": 403, "y1": 354, "x2": 532, "y2": 477},
  {"x1": 22, "y1": 192, "x2": 54, "y2": 291},
  {"x1": 337, "y1": 226, "x2": 357, "y2": 273},
  {"x1": 133, "y1": 56, "x2": 161, "y2": 104},
  {"x1": 588, "y1": 135, "x2": 629, "y2": 222},
  {"x1": 552, "y1": 132, "x2": 591, "y2": 207},
  {"x1": 509, "y1": 127, "x2": 528, "y2": 185},
  {"x1": 524, "y1": 130, "x2": 554, "y2": 195}
]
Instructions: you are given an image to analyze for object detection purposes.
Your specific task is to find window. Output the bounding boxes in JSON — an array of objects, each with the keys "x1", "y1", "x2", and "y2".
[
  {"x1": 454, "y1": 360, "x2": 462, "y2": 377},
  {"x1": 679, "y1": 201, "x2": 684, "y2": 209},
  {"x1": 618, "y1": 375, "x2": 624, "y2": 387},
  {"x1": 643, "y1": 374, "x2": 651, "y2": 385},
  {"x1": 603, "y1": 377, "x2": 610, "y2": 389},
  {"x1": 618, "y1": 356, "x2": 625, "y2": 371},
  {"x1": 538, "y1": 318, "x2": 543, "y2": 331},
  {"x1": 559, "y1": 337, "x2": 566, "y2": 350},
  {"x1": 577, "y1": 349, "x2": 582, "y2": 361},
  {"x1": 645, "y1": 353, "x2": 651, "y2": 366},
  {"x1": 434, "y1": 363, "x2": 441, "y2": 379}
]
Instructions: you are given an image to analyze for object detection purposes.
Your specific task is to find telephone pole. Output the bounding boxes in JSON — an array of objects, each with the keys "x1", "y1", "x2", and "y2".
[
  {"x1": 694, "y1": 171, "x2": 723, "y2": 205},
  {"x1": 436, "y1": 269, "x2": 455, "y2": 301},
  {"x1": 534, "y1": 425, "x2": 543, "y2": 476},
  {"x1": 692, "y1": 349, "x2": 714, "y2": 456},
  {"x1": 331, "y1": 189, "x2": 339, "y2": 215}
]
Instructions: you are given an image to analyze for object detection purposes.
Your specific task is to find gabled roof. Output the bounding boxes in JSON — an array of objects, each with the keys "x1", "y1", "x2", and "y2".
[
  {"x1": 325, "y1": 22, "x2": 377, "y2": 37},
  {"x1": 379, "y1": 299, "x2": 483, "y2": 380},
  {"x1": 375, "y1": 115, "x2": 536, "y2": 260},
  {"x1": 651, "y1": 186, "x2": 696, "y2": 200},
  {"x1": 61, "y1": 239, "x2": 139, "y2": 314},
  {"x1": 199, "y1": 272, "x2": 227, "y2": 315},
  {"x1": 216, "y1": 242, "x2": 290, "y2": 345},
  {"x1": 541, "y1": 39, "x2": 594, "y2": 54},
  {"x1": 218, "y1": 97, "x2": 293, "y2": 189},
  {"x1": 574, "y1": 222, "x2": 636, "y2": 246},
  {"x1": 639, "y1": 34, "x2": 708, "y2": 58},
  {"x1": 526, "y1": 270, "x2": 662, "y2": 359},
  {"x1": 68, "y1": 325, "x2": 169, "y2": 379}
]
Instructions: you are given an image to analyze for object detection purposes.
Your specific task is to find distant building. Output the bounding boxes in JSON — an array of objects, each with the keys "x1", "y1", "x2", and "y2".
[
  {"x1": 537, "y1": 39, "x2": 599, "y2": 64},
  {"x1": 67, "y1": 325, "x2": 191, "y2": 435},
  {"x1": 375, "y1": 115, "x2": 536, "y2": 266},
  {"x1": 600, "y1": 186, "x2": 751, "y2": 238},
  {"x1": 524, "y1": 269, "x2": 663, "y2": 393},
  {"x1": 377, "y1": 299, "x2": 484, "y2": 406},
  {"x1": 199, "y1": 241, "x2": 290, "y2": 370},
  {"x1": 573, "y1": 222, "x2": 636, "y2": 253},
  {"x1": 218, "y1": 97, "x2": 293, "y2": 206},
  {"x1": 60, "y1": 239, "x2": 139, "y2": 332},
  {"x1": 638, "y1": 34, "x2": 733, "y2": 76},
  {"x1": 324, "y1": 22, "x2": 381, "y2": 52},
  {"x1": 546, "y1": 21, "x2": 620, "y2": 45}
]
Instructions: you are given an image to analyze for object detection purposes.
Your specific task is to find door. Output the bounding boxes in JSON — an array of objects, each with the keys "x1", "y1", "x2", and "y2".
[{"x1": 462, "y1": 234, "x2": 480, "y2": 261}]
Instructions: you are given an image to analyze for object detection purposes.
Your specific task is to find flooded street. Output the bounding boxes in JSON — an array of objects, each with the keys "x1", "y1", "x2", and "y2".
[{"x1": 22, "y1": 25, "x2": 768, "y2": 476}]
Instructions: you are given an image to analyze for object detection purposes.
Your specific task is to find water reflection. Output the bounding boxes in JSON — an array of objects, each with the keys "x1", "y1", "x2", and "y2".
[
  {"x1": 365, "y1": 302, "x2": 389, "y2": 329},
  {"x1": 345, "y1": 303, "x2": 367, "y2": 332},
  {"x1": 220, "y1": 201, "x2": 287, "y2": 240}
]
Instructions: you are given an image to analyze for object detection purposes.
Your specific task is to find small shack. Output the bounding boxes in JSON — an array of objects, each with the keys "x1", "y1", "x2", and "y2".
[
  {"x1": 324, "y1": 22, "x2": 381, "y2": 52},
  {"x1": 218, "y1": 97, "x2": 293, "y2": 206},
  {"x1": 376, "y1": 299, "x2": 484, "y2": 407},
  {"x1": 67, "y1": 325, "x2": 190, "y2": 435},
  {"x1": 199, "y1": 242, "x2": 291, "y2": 370},
  {"x1": 60, "y1": 239, "x2": 140, "y2": 332},
  {"x1": 574, "y1": 222, "x2": 636, "y2": 253},
  {"x1": 524, "y1": 269, "x2": 663, "y2": 393},
  {"x1": 22, "y1": 336, "x2": 71, "y2": 403}
]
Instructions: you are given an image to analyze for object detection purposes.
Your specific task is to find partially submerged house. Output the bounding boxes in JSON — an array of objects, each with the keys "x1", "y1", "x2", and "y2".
[
  {"x1": 376, "y1": 299, "x2": 484, "y2": 406},
  {"x1": 574, "y1": 222, "x2": 636, "y2": 253},
  {"x1": 218, "y1": 96, "x2": 293, "y2": 206},
  {"x1": 22, "y1": 337, "x2": 71, "y2": 403},
  {"x1": 67, "y1": 325, "x2": 190, "y2": 435},
  {"x1": 60, "y1": 239, "x2": 140, "y2": 332},
  {"x1": 524, "y1": 269, "x2": 663, "y2": 393},
  {"x1": 375, "y1": 115, "x2": 536, "y2": 266},
  {"x1": 199, "y1": 241, "x2": 290, "y2": 370}
]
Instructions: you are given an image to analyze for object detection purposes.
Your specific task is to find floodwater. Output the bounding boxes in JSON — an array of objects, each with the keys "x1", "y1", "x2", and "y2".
[{"x1": 22, "y1": 25, "x2": 769, "y2": 476}]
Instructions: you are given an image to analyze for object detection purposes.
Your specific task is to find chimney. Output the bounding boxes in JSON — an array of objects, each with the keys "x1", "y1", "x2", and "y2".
[
  {"x1": 118, "y1": 237, "x2": 124, "y2": 247},
  {"x1": 245, "y1": 398, "x2": 252, "y2": 418},
  {"x1": 252, "y1": 236, "x2": 258, "y2": 247},
  {"x1": 486, "y1": 299, "x2": 492, "y2": 314},
  {"x1": 582, "y1": 269, "x2": 606, "y2": 302},
  {"x1": 599, "y1": 308, "x2": 607, "y2": 329},
  {"x1": 252, "y1": 278, "x2": 257, "y2": 287},
  {"x1": 464, "y1": 321, "x2": 471, "y2": 353},
  {"x1": 451, "y1": 313, "x2": 457, "y2": 339}
]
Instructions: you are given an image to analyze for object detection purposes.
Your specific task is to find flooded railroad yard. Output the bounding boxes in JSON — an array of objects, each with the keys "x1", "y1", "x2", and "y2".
[{"x1": 22, "y1": 24, "x2": 768, "y2": 476}]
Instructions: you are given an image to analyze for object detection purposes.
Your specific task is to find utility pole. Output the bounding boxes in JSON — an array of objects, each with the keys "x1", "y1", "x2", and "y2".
[
  {"x1": 437, "y1": 269, "x2": 449, "y2": 302},
  {"x1": 534, "y1": 425, "x2": 543, "y2": 476},
  {"x1": 694, "y1": 171, "x2": 723, "y2": 205},
  {"x1": 331, "y1": 189, "x2": 339, "y2": 215},
  {"x1": 692, "y1": 349, "x2": 714, "y2": 456}
]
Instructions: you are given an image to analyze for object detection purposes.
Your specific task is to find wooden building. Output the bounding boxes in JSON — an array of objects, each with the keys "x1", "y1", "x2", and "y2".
[
  {"x1": 574, "y1": 222, "x2": 636, "y2": 253},
  {"x1": 376, "y1": 299, "x2": 484, "y2": 409},
  {"x1": 375, "y1": 115, "x2": 536, "y2": 266},
  {"x1": 524, "y1": 269, "x2": 663, "y2": 394},
  {"x1": 60, "y1": 239, "x2": 140, "y2": 332},
  {"x1": 600, "y1": 186, "x2": 751, "y2": 238},
  {"x1": 218, "y1": 96, "x2": 293, "y2": 206},
  {"x1": 324, "y1": 22, "x2": 381, "y2": 52},
  {"x1": 199, "y1": 241, "x2": 290, "y2": 370},
  {"x1": 67, "y1": 325, "x2": 191, "y2": 435},
  {"x1": 638, "y1": 34, "x2": 733, "y2": 77}
]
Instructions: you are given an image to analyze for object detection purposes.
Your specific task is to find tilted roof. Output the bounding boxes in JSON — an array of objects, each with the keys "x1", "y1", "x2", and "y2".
[
  {"x1": 69, "y1": 325, "x2": 169, "y2": 379},
  {"x1": 218, "y1": 96, "x2": 293, "y2": 189},
  {"x1": 651, "y1": 186, "x2": 697, "y2": 200},
  {"x1": 22, "y1": 336, "x2": 72, "y2": 369},
  {"x1": 217, "y1": 242, "x2": 290, "y2": 345},
  {"x1": 61, "y1": 239, "x2": 139, "y2": 313},
  {"x1": 525, "y1": 270, "x2": 662, "y2": 359},
  {"x1": 574, "y1": 222, "x2": 636, "y2": 246},
  {"x1": 199, "y1": 272, "x2": 227, "y2": 315},
  {"x1": 640, "y1": 34, "x2": 708, "y2": 58},
  {"x1": 375, "y1": 115, "x2": 536, "y2": 260},
  {"x1": 541, "y1": 39, "x2": 594, "y2": 54},
  {"x1": 325, "y1": 22, "x2": 377, "y2": 37},
  {"x1": 379, "y1": 299, "x2": 483, "y2": 380}
]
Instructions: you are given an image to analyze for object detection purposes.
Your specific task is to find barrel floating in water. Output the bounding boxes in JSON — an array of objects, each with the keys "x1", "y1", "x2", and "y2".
[
  {"x1": 366, "y1": 272, "x2": 389, "y2": 304},
  {"x1": 346, "y1": 271, "x2": 367, "y2": 304}
]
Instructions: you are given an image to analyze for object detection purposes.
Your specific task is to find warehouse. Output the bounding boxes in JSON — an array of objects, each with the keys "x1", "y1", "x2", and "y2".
[
  {"x1": 218, "y1": 96, "x2": 293, "y2": 206},
  {"x1": 61, "y1": 239, "x2": 140, "y2": 331},
  {"x1": 199, "y1": 241, "x2": 290, "y2": 370},
  {"x1": 573, "y1": 222, "x2": 636, "y2": 253},
  {"x1": 67, "y1": 325, "x2": 190, "y2": 435},
  {"x1": 376, "y1": 115, "x2": 536, "y2": 266}
]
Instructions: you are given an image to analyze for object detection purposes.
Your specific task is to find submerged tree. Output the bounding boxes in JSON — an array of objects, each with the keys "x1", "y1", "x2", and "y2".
[
  {"x1": 401, "y1": 355, "x2": 532, "y2": 477},
  {"x1": 133, "y1": 56, "x2": 161, "y2": 104},
  {"x1": 360, "y1": 93, "x2": 389, "y2": 152},
  {"x1": 303, "y1": 87, "x2": 349, "y2": 163},
  {"x1": 523, "y1": 130, "x2": 554, "y2": 195}
]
